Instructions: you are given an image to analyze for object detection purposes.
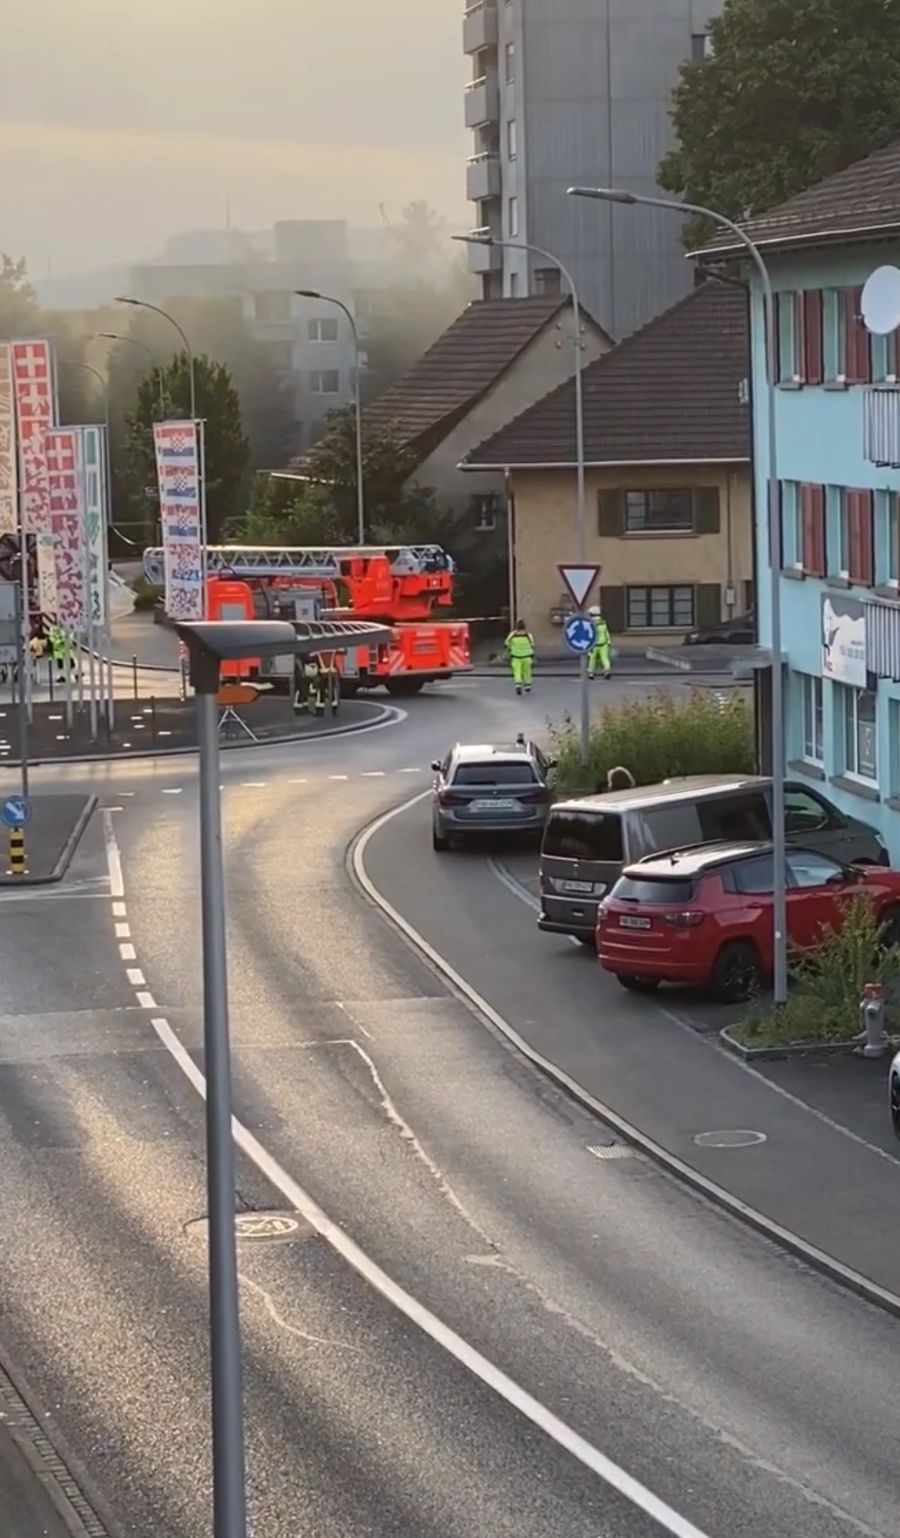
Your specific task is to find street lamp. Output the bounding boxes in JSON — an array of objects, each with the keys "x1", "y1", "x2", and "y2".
[
  {"x1": 97, "y1": 333, "x2": 166, "y2": 416},
  {"x1": 568, "y1": 184, "x2": 787, "y2": 1006},
  {"x1": 114, "y1": 297, "x2": 197, "y2": 422},
  {"x1": 174, "y1": 615, "x2": 395, "y2": 1538},
  {"x1": 294, "y1": 290, "x2": 365, "y2": 546},
  {"x1": 453, "y1": 233, "x2": 591, "y2": 766}
]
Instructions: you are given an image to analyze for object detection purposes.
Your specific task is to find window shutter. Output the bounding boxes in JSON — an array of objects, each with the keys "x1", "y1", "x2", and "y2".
[
  {"x1": 801, "y1": 484, "x2": 825, "y2": 576},
  {"x1": 696, "y1": 584, "x2": 722, "y2": 628},
  {"x1": 597, "y1": 490, "x2": 625, "y2": 537},
  {"x1": 848, "y1": 489, "x2": 874, "y2": 585},
  {"x1": 692, "y1": 486, "x2": 721, "y2": 534},
  {"x1": 844, "y1": 287, "x2": 871, "y2": 382},
  {"x1": 600, "y1": 585, "x2": 625, "y2": 633},
  {"x1": 802, "y1": 290, "x2": 823, "y2": 383}
]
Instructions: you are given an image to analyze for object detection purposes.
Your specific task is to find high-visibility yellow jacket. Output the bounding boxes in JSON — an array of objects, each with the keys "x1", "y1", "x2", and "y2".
[
  {"x1": 506, "y1": 630, "x2": 535, "y2": 658},
  {"x1": 591, "y1": 617, "x2": 610, "y2": 647}
]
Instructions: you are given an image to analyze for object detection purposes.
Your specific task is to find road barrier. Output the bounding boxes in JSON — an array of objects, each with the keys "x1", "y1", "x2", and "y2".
[{"x1": 7, "y1": 827, "x2": 26, "y2": 876}]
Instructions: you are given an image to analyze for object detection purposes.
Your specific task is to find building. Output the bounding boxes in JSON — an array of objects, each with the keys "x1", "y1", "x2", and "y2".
[
  {"x1": 360, "y1": 294, "x2": 610, "y2": 542},
  {"x1": 463, "y1": 0, "x2": 722, "y2": 338},
  {"x1": 695, "y1": 138, "x2": 900, "y2": 861},
  {"x1": 462, "y1": 281, "x2": 751, "y2": 648}
]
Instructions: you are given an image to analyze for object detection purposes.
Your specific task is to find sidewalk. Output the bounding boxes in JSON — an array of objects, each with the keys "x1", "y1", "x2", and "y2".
[{"x1": 0, "y1": 1418, "x2": 76, "y2": 1538}]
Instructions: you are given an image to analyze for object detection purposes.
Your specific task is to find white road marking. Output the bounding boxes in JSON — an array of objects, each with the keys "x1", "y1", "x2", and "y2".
[
  {"x1": 126, "y1": 966, "x2": 146, "y2": 986},
  {"x1": 97, "y1": 816, "x2": 709, "y2": 1538},
  {"x1": 112, "y1": 900, "x2": 127, "y2": 918},
  {"x1": 102, "y1": 810, "x2": 124, "y2": 899},
  {"x1": 288, "y1": 778, "x2": 308, "y2": 785},
  {"x1": 399, "y1": 767, "x2": 421, "y2": 774},
  {"x1": 115, "y1": 922, "x2": 131, "y2": 939},
  {"x1": 161, "y1": 787, "x2": 183, "y2": 796},
  {"x1": 360, "y1": 771, "x2": 386, "y2": 778},
  {"x1": 241, "y1": 782, "x2": 267, "y2": 789},
  {"x1": 329, "y1": 774, "x2": 349, "y2": 781},
  {"x1": 119, "y1": 942, "x2": 137, "y2": 962}
]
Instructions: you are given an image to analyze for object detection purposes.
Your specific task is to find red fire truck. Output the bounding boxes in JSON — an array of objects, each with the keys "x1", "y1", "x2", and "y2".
[{"x1": 142, "y1": 543, "x2": 472, "y2": 695}]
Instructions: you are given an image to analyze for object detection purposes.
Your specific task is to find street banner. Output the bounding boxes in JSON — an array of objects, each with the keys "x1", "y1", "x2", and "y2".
[
  {"x1": 11, "y1": 339, "x2": 57, "y2": 617},
  {"x1": 153, "y1": 420, "x2": 204, "y2": 620},
  {"x1": 0, "y1": 342, "x2": 17, "y2": 536},
  {"x1": 82, "y1": 424, "x2": 108, "y2": 628},
  {"x1": 46, "y1": 427, "x2": 87, "y2": 632}
]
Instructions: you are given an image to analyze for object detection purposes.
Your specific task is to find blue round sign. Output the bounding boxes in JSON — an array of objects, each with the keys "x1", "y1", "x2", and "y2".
[
  {"x1": 564, "y1": 615, "x2": 595, "y2": 654},
  {"x1": 1, "y1": 794, "x2": 32, "y2": 829}
]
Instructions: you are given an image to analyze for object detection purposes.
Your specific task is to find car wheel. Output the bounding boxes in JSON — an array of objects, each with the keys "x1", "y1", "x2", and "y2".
[
  {"x1": 880, "y1": 905, "x2": 900, "y2": 950},
  {"x1": 711, "y1": 941, "x2": 761, "y2": 1003},
  {"x1": 432, "y1": 824, "x2": 450, "y2": 852},
  {"x1": 890, "y1": 1071, "x2": 900, "y2": 1140},
  {"x1": 616, "y1": 974, "x2": 660, "y2": 992}
]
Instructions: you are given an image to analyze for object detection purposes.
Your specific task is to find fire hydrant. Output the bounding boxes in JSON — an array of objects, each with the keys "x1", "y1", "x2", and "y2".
[{"x1": 857, "y1": 981, "x2": 889, "y2": 1059}]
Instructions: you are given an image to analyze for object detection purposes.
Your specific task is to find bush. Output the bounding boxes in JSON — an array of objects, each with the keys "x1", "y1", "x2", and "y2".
[
  {"x1": 733, "y1": 895, "x2": 900, "y2": 1048},
  {"x1": 551, "y1": 688, "x2": 755, "y2": 795},
  {"x1": 130, "y1": 576, "x2": 157, "y2": 612}
]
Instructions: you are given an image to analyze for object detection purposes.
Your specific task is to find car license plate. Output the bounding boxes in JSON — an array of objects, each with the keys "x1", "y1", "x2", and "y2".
[
  {"x1": 562, "y1": 879, "x2": 594, "y2": 894},
  {"x1": 619, "y1": 914, "x2": 651, "y2": 929},
  {"x1": 471, "y1": 798, "x2": 519, "y2": 812}
]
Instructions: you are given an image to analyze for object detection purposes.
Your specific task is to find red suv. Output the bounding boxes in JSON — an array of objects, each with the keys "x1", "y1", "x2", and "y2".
[{"x1": 596, "y1": 841, "x2": 900, "y2": 1002}]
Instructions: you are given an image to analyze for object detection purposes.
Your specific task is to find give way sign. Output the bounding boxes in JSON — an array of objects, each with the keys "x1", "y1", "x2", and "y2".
[{"x1": 558, "y1": 563, "x2": 601, "y2": 609}]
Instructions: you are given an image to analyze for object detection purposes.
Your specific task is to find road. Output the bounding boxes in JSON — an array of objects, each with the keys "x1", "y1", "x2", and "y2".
[{"x1": 0, "y1": 672, "x2": 897, "y2": 1538}]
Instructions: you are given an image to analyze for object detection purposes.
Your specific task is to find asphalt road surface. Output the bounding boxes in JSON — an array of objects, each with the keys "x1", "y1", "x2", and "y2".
[{"x1": 0, "y1": 672, "x2": 897, "y2": 1538}]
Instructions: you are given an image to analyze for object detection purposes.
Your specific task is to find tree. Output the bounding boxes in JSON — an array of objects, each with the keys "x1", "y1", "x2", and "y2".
[
  {"x1": 388, "y1": 200, "x2": 447, "y2": 268},
  {"x1": 124, "y1": 352, "x2": 250, "y2": 543},
  {"x1": 659, "y1": 0, "x2": 900, "y2": 247},
  {"x1": 362, "y1": 259, "x2": 476, "y2": 402},
  {"x1": 0, "y1": 255, "x2": 41, "y2": 336}
]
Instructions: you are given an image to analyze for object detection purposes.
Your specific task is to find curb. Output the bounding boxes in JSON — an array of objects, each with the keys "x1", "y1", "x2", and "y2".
[
  {"x1": 351, "y1": 793, "x2": 900, "y2": 1323},
  {"x1": 0, "y1": 796, "x2": 97, "y2": 888},
  {"x1": 720, "y1": 1022, "x2": 900, "y2": 1062}
]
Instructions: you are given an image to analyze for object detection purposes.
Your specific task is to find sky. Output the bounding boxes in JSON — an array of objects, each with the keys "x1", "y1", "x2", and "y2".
[{"x1": 1, "y1": 0, "x2": 469, "y2": 279}]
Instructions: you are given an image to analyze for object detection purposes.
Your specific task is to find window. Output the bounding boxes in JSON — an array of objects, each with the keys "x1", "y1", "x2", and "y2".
[
  {"x1": 613, "y1": 876, "x2": 697, "y2": 904},
  {"x1": 839, "y1": 489, "x2": 874, "y2": 585},
  {"x1": 822, "y1": 287, "x2": 871, "y2": 383},
  {"x1": 505, "y1": 40, "x2": 515, "y2": 81},
  {"x1": 786, "y1": 850, "x2": 844, "y2": 889},
  {"x1": 309, "y1": 369, "x2": 340, "y2": 394},
  {"x1": 534, "y1": 266, "x2": 561, "y2": 295},
  {"x1": 254, "y1": 291, "x2": 291, "y2": 322},
  {"x1": 267, "y1": 341, "x2": 293, "y2": 373},
  {"x1": 776, "y1": 291, "x2": 801, "y2": 382},
  {"x1": 799, "y1": 675, "x2": 824, "y2": 764},
  {"x1": 781, "y1": 481, "x2": 801, "y2": 566},
  {"x1": 625, "y1": 488, "x2": 692, "y2": 534},
  {"x1": 785, "y1": 786, "x2": 833, "y2": 837},
  {"x1": 838, "y1": 684, "x2": 878, "y2": 781},
  {"x1": 626, "y1": 585, "x2": 694, "y2": 629},
  {"x1": 697, "y1": 791, "x2": 770, "y2": 844},
  {"x1": 889, "y1": 492, "x2": 900, "y2": 585},
  {"x1": 453, "y1": 762, "x2": 537, "y2": 786},
  {"x1": 507, "y1": 118, "x2": 517, "y2": 159},
  {"x1": 542, "y1": 810, "x2": 624, "y2": 862},
  {"x1": 801, "y1": 290, "x2": 823, "y2": 383},
  {"x1": 729, "y1": 856, "x2": 774, "y2": 895},
  {"x1": 690, "y1": 32, "x2": 713, "y2": 61},
  {"x1": 843, "y1": 287, "x2": 871, "y2": 383},
  {"x1": 508, "y1": 272, "x2": 519, "y2": 297},
  {"x1": 507, "y1": 195, "x2": 519, "y2": 237},
  {"x1": 471, "y1": 492, "x2": 500, "y2": 531},
  {"x1": 308, "y1": 317, "x2": 339, "y2": 343}
]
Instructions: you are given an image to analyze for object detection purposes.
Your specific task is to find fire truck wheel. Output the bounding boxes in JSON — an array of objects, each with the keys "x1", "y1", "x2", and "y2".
[{"x1": 386, "y1": 678, "x2": 425, "y2": 697}]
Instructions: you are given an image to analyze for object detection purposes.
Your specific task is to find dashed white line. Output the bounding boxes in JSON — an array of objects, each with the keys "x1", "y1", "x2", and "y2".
[
  {"x1": 135, "y1": 991, "x2": 157, "y2": 1009},
  {"x1": 241, "y1": 782, "x2": 267, "y2": 789},
  {"x1": 161, "y1": 787, "x2": 183, "y2": 796},
  {"x1": 329, "y1": 774, "x2": 349, "y2": 781},
  {"x1": 112, "y1": 900, "x2": 127, "y2": 918},
  {"x1": 360, "y1": 771, "x2": 386, "y2": 778},
  {"x1": 115, "y1": 922, "x2": 131, "y2": 939},
  {"x1": 126, "y1": 966, "x2": 146, "y2": 987},
  {"x1": 399, "y1": 767, "x2": 421, "y2": 774},
  {"x1": 119, "y1": 942, "x2": 137, "y2": 962}
]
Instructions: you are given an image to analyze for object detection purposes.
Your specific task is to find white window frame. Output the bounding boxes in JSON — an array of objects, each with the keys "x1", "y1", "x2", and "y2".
[
  {"x1": 800, "y1": 673, "x2": 823, "y2": 765},
  {"x1": 626, "y1": 585, "x2": 695, "y2": 630},
  {"x1": 309, "y1": 369, "x2": 340, "y2": 395},
  {"x1": 507, "y1": 117, "x2": 517, "y2": 159},
  {"x1": 505, "y1": 40, "x2": 515, "y2": 81},
  {"x1": 507, "y1": 194, "x2": 519, "y2": 238},
  {"x1": 840, "y1": 684, "x2": 878, "y2": 783},
  {"x1": 308, "y1": 317, "x2": 339, "y2": 343}
]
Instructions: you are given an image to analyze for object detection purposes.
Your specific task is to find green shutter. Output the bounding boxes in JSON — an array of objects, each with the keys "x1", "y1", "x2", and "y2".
[
  {"x1": 692, "y1": 487, "x2": 721, "y2": 534},
  {"x1": 597, "y1": 490, "x2": 625, "y2": 537},
  {"x1": 600, "y1": 585, "x2": 625, "y2": 634},
  {"x1": 696, "y1": 584, "x2": 722, "y2": 628}
]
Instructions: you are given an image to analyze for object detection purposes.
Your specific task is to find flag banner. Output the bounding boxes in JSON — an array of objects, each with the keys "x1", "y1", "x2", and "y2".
[
  {"x1": 82, "y1": 424, "x2": 108, "y2": 627},
  {"x1": 46, "y1": 427, "x2": 87, "y2": 632},
  {"x1": 0, "y1": 343, "x2": 16, "y2": 536},
  {"x1": 11, "y1": 338, "x2": 57, "y2": 617},
  {"x1": 154, "y1": 420, "x2": 203, "y2": 620}
]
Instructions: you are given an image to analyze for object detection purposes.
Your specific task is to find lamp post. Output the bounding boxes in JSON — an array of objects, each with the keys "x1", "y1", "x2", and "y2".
[
  {"x1": 97, "y1": 333, "x2": 166, "y2": 416},
  {"x1": 114, "y1": 297, "x2": 196, "y2": 422},
  {"x1": 453, "y1": 233, "x2": 590, "y2": 765},
  {"x1": 568, "y1": 184, "x2": 786, "y2": 1006},
  {"x1": 294, "y1": 290, "x2": 365, "y2": 546}
]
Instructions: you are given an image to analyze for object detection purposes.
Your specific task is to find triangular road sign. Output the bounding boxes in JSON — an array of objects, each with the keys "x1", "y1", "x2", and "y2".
[{"x1": 558, "y1": 563, "x2": 601, "y2": 609}]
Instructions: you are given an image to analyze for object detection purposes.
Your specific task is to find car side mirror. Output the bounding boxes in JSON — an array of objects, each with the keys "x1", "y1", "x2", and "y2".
[{"x1": 431, "y1": 760, "x2": 441, "y2": 773}]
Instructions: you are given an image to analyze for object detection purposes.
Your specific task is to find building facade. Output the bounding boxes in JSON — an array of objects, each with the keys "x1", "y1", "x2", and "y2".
[
  {"x1": 697, "y1": 141, "x2": 900, "y2": 860},
  {"x1": 463, "y1": 0, "x2": 721, "y2": 338}
]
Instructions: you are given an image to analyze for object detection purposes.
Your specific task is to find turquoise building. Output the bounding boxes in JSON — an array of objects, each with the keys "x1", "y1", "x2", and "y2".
[{"x1": 698, "y1": 139, "x2": 900, "y2": 860}]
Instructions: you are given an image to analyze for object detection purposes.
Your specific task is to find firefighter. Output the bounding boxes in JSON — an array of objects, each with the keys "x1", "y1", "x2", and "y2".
[
  {"x1": 294, "y1": 655, "x2": 326, "y2": 716},
  {"x1": 49, "y1": 622, "x2": 70, "y2": 681},
  {"x1": 587, "y1": 605, "x2": 611, "y2": 680},
  {"x1": 505, "y1": 619, "x2": 535, "y2": 695}
]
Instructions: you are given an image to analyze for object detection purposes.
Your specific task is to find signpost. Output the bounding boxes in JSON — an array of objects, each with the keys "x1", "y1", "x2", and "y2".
[
  {"x1": 558, "y1": 564, "x2": 601, "y2": 758},
  {"x1": 2, "y1": 792, "x2": 31, "y2": 879},
  {"x1": 564, "y1": 614, "x2": 594, "y2": 654},
  {"x1": 558, "y1": 563, "x2": 601, "y2": 610}
]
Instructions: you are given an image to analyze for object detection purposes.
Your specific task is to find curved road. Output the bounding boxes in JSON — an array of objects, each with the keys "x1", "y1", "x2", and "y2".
[{"x1": 0, "y1": 674, "x2": 897, "y2": 1538}]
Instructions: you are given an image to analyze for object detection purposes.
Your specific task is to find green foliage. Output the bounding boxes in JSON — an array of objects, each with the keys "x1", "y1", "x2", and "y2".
[
  {"x1": 123, "y1": 351, "x2": 250, "y2": 544},
  {"x1": 0, "y1": 255, "x2": 40, "y2": 336},
  {"x1": 362, "y1": 259, "x2": 476, "y2": 402},
  {"x1": 552, "y1": 689, "x2": 755, "y2": 795},
  {"x1": 130, "y1": 576, "x2": 158, "y2": 612},
  {"x1": 735, "y1": 895, "x2": 900, "y2": 1047},
  {"x1": 660, "y1": 0, "x2": 900, "y2": 248}
]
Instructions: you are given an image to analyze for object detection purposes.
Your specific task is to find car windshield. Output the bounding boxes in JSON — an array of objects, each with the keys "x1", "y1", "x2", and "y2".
[
  {"x1": 613, "y1": 875, "x2": 697, "y2": 903},
  {"x1": 543, "y1": 810, "x2": 624, "y2": 861},
  {"x1": 453, "y1": 762, "x2": 538, "y2": 786}
]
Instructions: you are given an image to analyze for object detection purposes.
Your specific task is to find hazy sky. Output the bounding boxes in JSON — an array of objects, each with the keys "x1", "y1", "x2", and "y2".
[{"x1": 1, "y1": 0, "x2": 469, "y2": 278}]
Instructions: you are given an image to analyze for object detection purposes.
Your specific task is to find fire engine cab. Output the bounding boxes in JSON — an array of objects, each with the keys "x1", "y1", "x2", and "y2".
[{"x1": 142, "y1": 543, "x2": 472, "y2": 695}]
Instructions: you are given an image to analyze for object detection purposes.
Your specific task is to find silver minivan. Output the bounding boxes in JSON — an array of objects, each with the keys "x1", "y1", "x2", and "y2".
[{"x1": 538, "y1": 773, "x2": 888, "y2": 944}]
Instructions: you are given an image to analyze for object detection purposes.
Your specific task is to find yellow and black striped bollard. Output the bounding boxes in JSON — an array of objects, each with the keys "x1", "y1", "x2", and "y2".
[{"x1": 7, "y1": 828, "x2": 27, "y2": 877}]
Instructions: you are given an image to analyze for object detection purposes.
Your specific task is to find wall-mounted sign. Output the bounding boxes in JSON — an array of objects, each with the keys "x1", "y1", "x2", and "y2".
[{"x1": 822, "y1": 593, "x2": 866, "y2": 687}]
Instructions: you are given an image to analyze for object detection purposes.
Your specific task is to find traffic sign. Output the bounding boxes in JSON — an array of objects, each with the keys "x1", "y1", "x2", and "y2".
[
  {"x1": 1, "y1": 794, "x2": 31, "y2": 829},
  {"x1": 564, "y1": 614, "x2": 595, "y2": 654},
  {"x1": 558, "y1": 563, "x2": 601, "y2": 609}
]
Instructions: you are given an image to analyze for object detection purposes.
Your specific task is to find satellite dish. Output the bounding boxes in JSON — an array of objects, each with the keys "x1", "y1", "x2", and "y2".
[{"x1": 861, "y1": 265, "x2": 900, "y2": 335}]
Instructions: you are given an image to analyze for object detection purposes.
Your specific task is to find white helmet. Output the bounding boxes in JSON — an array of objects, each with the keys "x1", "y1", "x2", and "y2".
[{"x1": 588, "y1": 605, "x2": 601, "y2": 617}]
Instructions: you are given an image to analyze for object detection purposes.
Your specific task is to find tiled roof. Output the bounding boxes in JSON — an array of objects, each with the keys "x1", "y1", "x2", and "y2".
[
  {"x1": 463, "y1": 281, "x2": 749, "y2": 469},
  {"x1": 695, "y1": 137, "x2": 900, "y2": 258},
  {"x1": 362, "y1": 295, "x2": 576, "y2": 451}
]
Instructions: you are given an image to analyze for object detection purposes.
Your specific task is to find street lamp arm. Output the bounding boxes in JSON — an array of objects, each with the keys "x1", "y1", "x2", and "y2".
[{"x1": 114, "y1": 297, "x2": 192, "y2": 360}]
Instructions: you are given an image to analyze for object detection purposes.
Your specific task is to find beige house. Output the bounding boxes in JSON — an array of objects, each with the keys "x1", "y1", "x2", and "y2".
[{"x1": 463, "y1": 282, "x2": 752, "y2": 647}]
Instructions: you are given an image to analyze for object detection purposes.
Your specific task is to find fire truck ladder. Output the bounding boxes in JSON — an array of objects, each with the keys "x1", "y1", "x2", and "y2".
[{"x1": 142, "y1": 543, "x2": 449, "y2": 587}]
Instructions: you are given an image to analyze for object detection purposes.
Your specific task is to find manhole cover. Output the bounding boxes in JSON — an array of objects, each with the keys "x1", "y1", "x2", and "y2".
[
  {"x1": 693, "y1": 1129, "x2": 767, "y2": 1149},
  {"x1": 185, "y1": 1211, "x2": 308, "y2": 1244}
]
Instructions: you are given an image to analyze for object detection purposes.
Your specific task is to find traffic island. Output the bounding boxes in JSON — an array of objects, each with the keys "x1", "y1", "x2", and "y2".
[
  {"x1": 0, "y1": 794, "x2": 96, "y2": 886},
  {"x1": 0, "y1": 695, "x2": 389, "y2": 764}
]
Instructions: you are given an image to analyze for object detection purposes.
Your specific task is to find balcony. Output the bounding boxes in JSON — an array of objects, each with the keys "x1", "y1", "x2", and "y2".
[
  {"x1": 466, "y1": 152, "x2": 501, "y2": 202},
  {"x1": 463, "y1": 0, "x2": 498, "y2": 55},
  {"x1": 465, "y1": 230, "x2": 502, "y2": 274},
  {"x1": 864, "y1": 387, "x2": 900, "y2": 467},
  {"x1": 464, "y1": 69, "x2": 500, "y2": 128}
]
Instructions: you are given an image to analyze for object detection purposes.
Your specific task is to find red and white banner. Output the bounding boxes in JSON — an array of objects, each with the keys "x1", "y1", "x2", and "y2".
[
  {"x1": 0, "y1": 342, "x2": 16, "y2": 536},
  {"x1": 46, "y1": 427, "x2": 87, "y2": 631},
  {"x1": 153, "y1": 420, "x2": 204, "y2": 621},
  {"x1": 11, "y1": 339, "x2": 57, "y2": 616}
]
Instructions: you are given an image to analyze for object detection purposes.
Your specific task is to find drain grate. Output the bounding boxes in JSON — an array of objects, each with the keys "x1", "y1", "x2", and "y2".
[{"x1": 587, "y1": 1143, "x2": 637, "y2": 1161}]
